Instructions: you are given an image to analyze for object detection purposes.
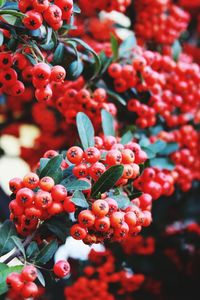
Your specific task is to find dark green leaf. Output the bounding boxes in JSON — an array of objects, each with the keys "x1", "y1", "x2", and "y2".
[
  {"x1": 98, "y1": 51, "x2": 113, "y2": 76},
  {"x1": 148, "y1": 140, "x2": 167, "y2": 154},
  {"x1": 40, "y1": 155, "x2": 63, "y2": 181},
  {"x1": 91, "y1": 165, "x2": 124, "y2": 198},
  {"x1": 0, "y1": 220, "x2": 16, "y2": 256},
  {"x1": 159, "y1": 142, "x2": 179, "y2": 155},
  {"x1": 110, "y1": 34, "x2": 119, "y2": 60},
  {"x1": 150, "y1": 158, "x2": 175, "y2": 170},
  {"x1": 119, "y1": 33, "x2": 136, "y2": 57},
  {"x1": 36, "y1": 269, "x2": 45, "y2": 287},
  {"x1": 112, "y1": 194, "x2": 130, "y2": 209},
  {"x1": 73, "y1": 3, "x2": 81, "y2": 13},
  {"x1": 10, "y1": 236, "x2": 25, "y2": 259},
  {"x1": 0, "y1": 30, "x2": 4, "y2": 46},
  {"x1": 69, "y1": 38, "x2": 101, "y2": 78},
  {"x1": 71, "y1": 191, "x2": 89, "y2": 208},
  {"x1": 106, "y1": 89, "x2": 126, "y2": 106},
  {"x1": 45, "y1": 215, "x2": 68, "y2": 242},
  {"x1": 35, "y1": 240, "x2": 58, "y2": 265},
  {"x1": 101, "y1": 109, "x2": 115, "y2": 137},
  {"x1": 0, "y1": 265, "x2": 23, "y2": 296},
  {"x1": 0, "y1": 10, "x2": 25, "y2": 18},
  {"x1": 172, "y1": 40, "x2": 182, "y2": 61},
  {"x1": 121, "y1": 130, "x2": 134, "y2": 145},
  {"x1": 52, "y1": 43, "x2": 65, "y2": 65},
  {"x1": 24, "y1": 54, "x2": 37, "y2": 65},
  {"x1": 26, "y1": 242, "x2": 39, "y2": 259},
  {"x1": 36, "y1": 158, "x2": 49, "y2": 176},
  {"x1": 67, "y1": 60, "x2": 83, "y2": 80},
  {"x1": 76, "y1": 112, "x2": 94, "y2": 150},
  {"x1": 61, "y1": 178, "x2": 91, "y2": 191}
]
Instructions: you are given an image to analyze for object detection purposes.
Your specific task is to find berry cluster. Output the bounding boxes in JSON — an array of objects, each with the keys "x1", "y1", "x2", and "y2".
[
  {"x1": 70, "y1": 191, "x2": 152, "y2": 243},
  {"x1": 6, "y1": 266, "x2": 39, "y2": 299},
  {"x1": 20, "y1": 0, "x2": 73, "y2": 31},
  {"x1": 67, "y1": 137, "x2": 147, "y2": 184},
  {"x1": 55, "y1": 84, "x2": 116, "y2": 128},
  {"x1": 108, "y1": 47, "x2": 200, "y2": 129},
  {"x1": 65, "y1": 248, "x2": 145, "y2": 300},
  {"x1": 133, "y1": 167, "x2": 175, "y2": 200},
  {"x1": 31, "y1": 62, "x2": 66, "y2": 102},
  {"x1": 134, "y1": 0, "x2": 190, "y2": 45},
  {"x1": 0, "y1": 52, "x2": 26, "y2": 96},
  {"x1": 155, "y1": 125, "x2": 200, "y2": 191},
  {"x1": 122, "y1": 235, "x2": 155, "y2": 255},
  {"x1": 78, "y1": 0, "x2": 131, "y2": 16},
  {"x1": 9, "y1": 170, "x2": 75, "y2": 236}
]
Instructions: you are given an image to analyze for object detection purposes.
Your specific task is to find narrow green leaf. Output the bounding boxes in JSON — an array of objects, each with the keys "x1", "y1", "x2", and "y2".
[
  {"x1": 172, "y1": 40, "x2": 182, "y2": 61},
  {"x1": 35, "y1": 240, "x2": 58, "y2": 265},
  {"x1": 112, "y1": 194, "x2": 130, "y2": 209},
  {"x1": 0, "y1": 10, "x2": 25, "y2": 18},
  {"x1": 69, "y1": 38, "x2": 101, "y2": 78},
  {"x1": 1, "y1": 14, "x2": 17, "y2": 25},
  {"x1": 0, "y1": 31, "x2": 4, "y2": 46},
  {"x1": 67, "y1": 60, "x2": 83, "y2": 80},
  {"x1": 24, "y1": 54, "x2": 37, "y2": 65},
  {"x1": 142, "y1": 147, "x2": 155, "y2": 159},
  {"x1": 10, "y1": 236, "x2": 26, "y2": 259},
  {"x1": 26, "y1": 241, "x2": 39, "y2": 259},
  {"x1": 150, "y1": 158, "x2": 175, "y2": 170},
  {"x1": 0, "y1": 0, "x2": 5, "y2": 8},
  {"x1": 119, "y1": 33, "x2": 136, "y2": 57},
  {"x1": 73, "y1": 3, "x2": 81, "y2": 13},
  {"x1": 0, "y1": 220, "x2": 16, "y2": 256},
  {"x1": 148, "y1": 140, "x2": 167, "y2": 154},
  {"x1": 36, "y1": 269, "x2": 45, "y2": 287},
  {"x1": 40, "y1": 155, "x2": 63, "y2": 180},
  {"x1": 71, "y1": 191, "x2": 89, "y2": 208},
  {"x1": 101, "y1": 109, "x2": 115, "y2": 137},
  {"x1": 121, "y1": 130, "x2": 134, "y2": 145},
  {"x1": 91, "y1": 165, "x2": 124, "y2": 198},
  {"x1": 159, "y1": 142, "x2": 179, "y2": 155},
  {"x1": 110, "y1": 33, "x2": 119, "y2": 60},
  {"x1": 106, "y1": 89, "x2": 126, "y2": 105},
  {"x1": 52, "y1": 43, "x2": 65, "y2": 65},
  {"x1": 61, "y1": 178, "x2": 91, "y2": 191},
  {"x1": 76, "y1": 112, "x2": 94, "y2": 150}
]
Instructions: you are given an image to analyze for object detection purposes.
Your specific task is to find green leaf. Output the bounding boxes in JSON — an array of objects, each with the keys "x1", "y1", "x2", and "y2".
[
  {"x1": 112, "y1": 194, "x2": 130, "y2": 209},
  {"x1": 0, "y1": 220, "x2": 16, "y2": 256},
  {"x1": 37, "y1": 269, "x2": 45, "y2": 287},
  {"x1": 35, "y1": 240, "x2": 58, "y2": 265},
  {"x1": 67, "y1": 60, "x2": 83, "y2": 80},
  {"x1": 106, "y1": 89, "x2": 126, "y2": 106},
  {"x1": 69, "y1": 38, "x2": 101, "y2": 78},
  {"x1": 91, "y1": 165, "x2": 124, "y2": 198},
  {"x1": 98, "y1": 51, "x2": 113, "y2": 76},
  {"x1": 148, "y1": 140, "x2": 167, "y2": 154},
  {"x1": 40, "y1": 155, "x2": 63, "y2": 182},
  {"x1": 76, "y1": 112, "x2": 94, "y2": 150},
  {"x1": 0, "y1": 10, "x2": 25, "y2": 18},
  {"x1": 73, "y1": 3, "x2": 81, "y2": 13},
  {"x1": 172, "y1": 40, "x2": 182, "y2": 61},
  {"x1": 71, "y1": 191, "x2": 89, "y2": 208},
  {"x1": 52, "y1": 43, "x2": 65, "y2": 65},
  {"x1": 24, "y1": 54, "x2": 37, "y2": 65},
  {"x1": 10, "y1": 236, "x2": 25, "y2": 259},
  {"x1": 110, "y1": 34, "x2": 119, "y2": 60},
  {"x1": 1, "y1": 14, "x2": 17, "y2": 25},
  {"x1": 0, "y1": 0, "x2": 5, "y2": 8},
  {"x1": 0, "y1": 30, "x2": 4, "y2": 46},
  {"x1": 150, "y1": 158, "x2": 175, "y2": 170},
  {"x1": 159, "y1": 142, "x2": 179, "y2": 155},
  {"x1": 40, "y1": 27, "x2": 54, "y2": 50},
  {"x1": 26, "y1": 241, "x2": 39, "y2": 259},
  {"x1": 139, "y1": 137, "x2": 150, "y2": 148},
  {"x1": 101, "y1": 109, "x2": 115, "y2": 137},
  {"x1": 61, "y1": 178, "x2": 91, "y2": 191},
  {"x1": 121, "y1": 130, "x2": 134, "y2": 145},
  {"x1": 0, "y1": 265, "x2": 23, "y2": 296},
  {"x1": 45, "y1": 215, "x2": 68, "y2": 242},
  {"x1": 142, "y1": 147, "x2": 155, "y2": 159},
  {"x1": 119, "y1": 33, "x2": 136, "y2": 58},
  {"x1": 36, "y1": 158, "x2": 49, "y2": 176}
]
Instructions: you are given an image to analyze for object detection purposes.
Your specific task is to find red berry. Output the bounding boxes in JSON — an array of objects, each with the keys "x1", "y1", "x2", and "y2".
[
  {"x1": 50, "y1": 65, "x2": 66, "y2": 82},
  {"x1": 33, "y1": 62, "x2": 51, "y2": 81},
  {"x1": 63, "y1": 197, "x2": 76, "y2": 213},
  {"x1": 16, "y1": 188, "x2": 35, "y2": 207},
  {"x1": 23, "y1": 10, "x2": 43, "y2": 30},
  {"x1": 66, "y1": 146, "x2": 83, "y2": 164},
  {"x1": 6, "y1": 273, "x2": 24, "y2": 292},
  {"x1": 35, "y1": 190, "x2": 53, "y2": 209},
  {"x1": 23, "y1": 172, "x2": 39, "y2": 189},
  {"x1": 21, "y1": 282, "x2": 38, "y2": 298},
  {"x1": 92, "y1": 200, "x2": 109, "y2": 217},
  {"x1": 21, "y1": 266, "x2": 37, "y2": 282},
  {"x1": 78, "y1": 210, "x2": 95, "y2": 228},
  {"x1": 39, "y1": 176, "x2": 55, "y2": 191},
  {"x1": 84, "y1": 147, "x2": 100, "y2": 164},
  {"x1": 51, "y1": 184, "x2": 67, "y2": 202},
  {"x1": 70, "y1": 224, "x2": 87, "y2": 240},
  {"x1": 53, "y1": 260, "x2": 70, "y2": 278},
  {"x1": 9, "y1": 178, "x2": 24, "y2": 194}
]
